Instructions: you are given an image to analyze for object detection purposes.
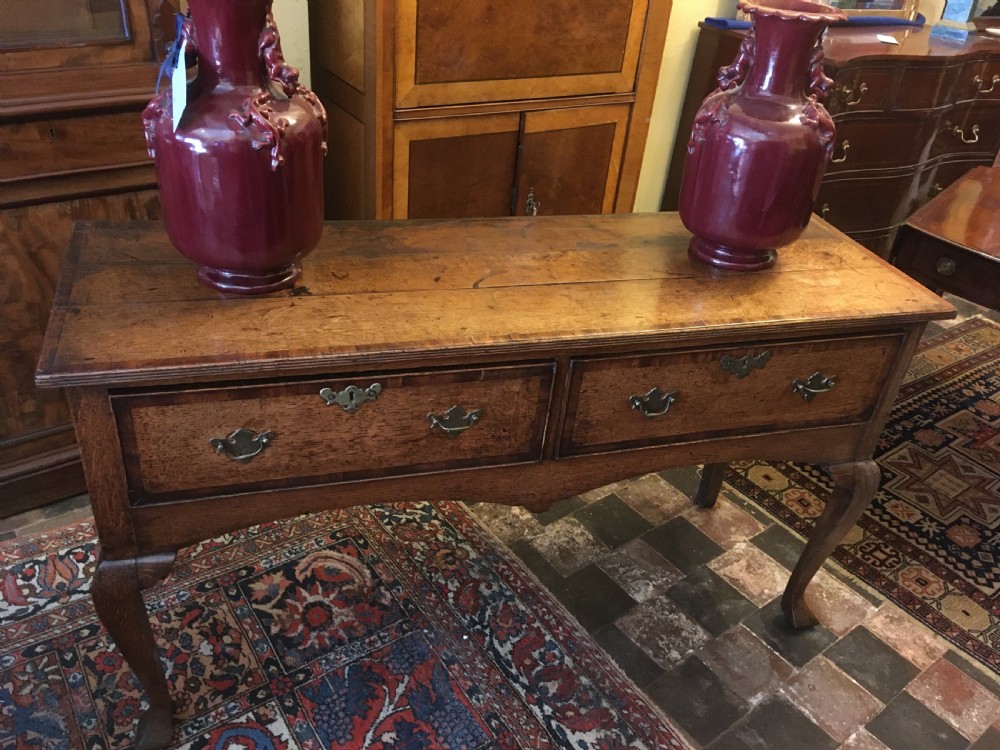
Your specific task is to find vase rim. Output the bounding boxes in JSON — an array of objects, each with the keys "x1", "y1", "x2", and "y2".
[{"x1": 737, "y1": 0, "x2": 848, "y2": 23}]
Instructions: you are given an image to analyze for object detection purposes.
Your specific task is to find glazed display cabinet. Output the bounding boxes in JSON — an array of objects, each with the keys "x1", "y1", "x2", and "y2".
[
  {"x1": 307, "y1": 0, "x2": 671, "y2": 220},
  {"x1": 662, "y1": 23, "x2": 1000, "y2": 258},
  {"x1": 0, "y1": 0, "x2": 177, "y2": 515}
]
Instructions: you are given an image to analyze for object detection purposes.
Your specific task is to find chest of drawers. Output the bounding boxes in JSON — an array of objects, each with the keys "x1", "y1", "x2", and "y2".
[
  {"x1": 663, "y1": 24, "x2": 1000, "y2": 257},
  {"x1": 36, "y1": 214, "x2": 953, "y2": 748}
]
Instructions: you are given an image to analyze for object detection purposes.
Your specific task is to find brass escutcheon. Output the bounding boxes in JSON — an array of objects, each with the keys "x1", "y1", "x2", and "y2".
[
  {"x1": 319, "y1": 383, "x2": 382, "y2": 413},
  {"x1": 721, "y1": 350, "x2": 772, "y2": 379}
]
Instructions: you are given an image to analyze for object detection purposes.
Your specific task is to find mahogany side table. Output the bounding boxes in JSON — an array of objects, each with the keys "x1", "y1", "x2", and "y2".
[
  {"x1": 37, "y1": 213, "x2": 954, "y2": 748},
  {"x1": 891, "y1": 165, "x2": 1000, "y2": 310}
]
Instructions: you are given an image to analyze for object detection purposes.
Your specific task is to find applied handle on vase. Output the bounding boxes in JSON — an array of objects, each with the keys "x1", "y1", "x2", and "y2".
[
  {"x1": 319, "y1": 383, "x2": 382, "y2": 413},
  {"x1": 629, "y1": 387, "x2": 678, "y2": 418},
  {"x1": 428, "y1": 405, "x2": 483, "y2": 437},
  {"x1": 792, "y1": 372, "x2": 837, "y2": 403},
  {"x1": 974, "y1": 73, "x2": 999, "y2": 94},
  {"x1": 210, "y1": 427, "x2": 275, "y2": 462}
]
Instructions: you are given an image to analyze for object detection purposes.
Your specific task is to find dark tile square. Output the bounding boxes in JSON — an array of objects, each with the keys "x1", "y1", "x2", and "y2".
[
  {"x1": 725, "y1": 695, "x2": 837, "y2": 750},
  {"x1": 593, "y1": 624, "x2": 665, "y2": 688},
  {"x1": 551, "y1": 564, "x2": 636, "y2": 633},
  {"x1": 666, "y1": 566, "x2": 757, "y2": 637},
  {"x1": 507, "y1": 538, "x2": 565, "y2": 591},
  {"x1": 708, "y1": 732, "x2": 756, "y2": 750},
  {"x1": 743, "y1": 599, "x2": 837, "y2": 668},
  {"x1": 943, "y1": 649, "x2": 1000, "y2": 698},
  {"x1": 658, "y1": 465, "x2": 704, "y2": 498},
  {"x1": 531, "y1": 495, "x2": 586, "y2": 525},
  {"x1": 644, "y1": 655, "x2": 748, "y2": 746},
  {"x1": 0, "y1": 529, "x2": 15, "y2": 543},
  {"x1": 575, "y1": 493, "x2": 653, "y2": 549},
  {"x1": 750, "y1": 524, "x2": 802, "y2": 570},
  {"x1": 867, "y1": 692, "x2": 967, "y2": 750},
  {"x1": 825, "y1": 626, "x2": 920, "y2": 703},
  {"x1": 642, "y1": 517, "x2": 725, "y2": 574},
  {"x1": 970, "y1": 726, "x2": 1000, "y2": 749}
]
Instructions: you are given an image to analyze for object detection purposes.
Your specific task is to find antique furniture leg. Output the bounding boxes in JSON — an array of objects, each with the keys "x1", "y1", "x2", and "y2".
[
  {"x1": 781, "y1": 459, "x2": 879, "y2": 628},
  {"x1": 92, "y1": 552, "x2": 177, "y2": 750},
  {"x1": 694, "y1": 462, "x2": 728, "y2": 508}
]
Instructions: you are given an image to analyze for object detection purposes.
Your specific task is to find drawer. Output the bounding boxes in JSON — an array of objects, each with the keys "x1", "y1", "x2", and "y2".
[
  {"x1": 933, "y1": 102, "x2": 1000, "y2": 158},
  {"x1": 114, "y1": 364, "x2": 554, "y2": 502},
  {"x1": 894, "y1": 63, "x2": 961, "y2": 111},
  {"x1": 828, "y1": 65, "x2": 895, "y2": 115},
  {"x1": 955, "y1": 58, "x2": 1000, "y2": 103},
  {"x1": 894, "y1": 232, "x2": 1000, "y2": 308},
  {"x1": 560, "y1": 335, "x2": 901, "y2": 457},
  {"x1": 817, "y1": 171, "x2": 921, "y2": 233},
  {"x1": 826, "y1": 115, "x2": 938, "y2": 175},
  {"x1": 0, "y1": 110, "x2": 150, "y2": 182}
]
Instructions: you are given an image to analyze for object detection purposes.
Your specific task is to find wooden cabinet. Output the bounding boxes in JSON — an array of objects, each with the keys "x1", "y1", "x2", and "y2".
[
  {"x1": 308, "y1": 0, "x2": 670, "y2": 220},
  {"x1": 0, "y1": 0, "x2": 174, "y2": 516},
  {"x1": 662, "y1": 24, "x2": 1000, "y2": 258}
]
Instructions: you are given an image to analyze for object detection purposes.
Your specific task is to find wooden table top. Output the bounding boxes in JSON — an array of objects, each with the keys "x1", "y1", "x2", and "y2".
[
  {"x1": 905, "y1": 166, "x2": 1000, "y2": 261},
  {"x1": 37, "y1": 213, "x2": 954, "y2": 388}
]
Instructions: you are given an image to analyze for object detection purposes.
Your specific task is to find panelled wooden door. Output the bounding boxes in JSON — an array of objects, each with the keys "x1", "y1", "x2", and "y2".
[{"x1": 394, "y1": 104, "x2": 630, "y2": 220}]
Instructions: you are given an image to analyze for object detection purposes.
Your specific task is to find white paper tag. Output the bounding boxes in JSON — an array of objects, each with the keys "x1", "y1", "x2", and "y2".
[
  {"x1": 876, "y1": 34, "x2": 901, "y2": 45},
  {"x1": 171, "y1": 37, "x2": 188, "y2": 132}
]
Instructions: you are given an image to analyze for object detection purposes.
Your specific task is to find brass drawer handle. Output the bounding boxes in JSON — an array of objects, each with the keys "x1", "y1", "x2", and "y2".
[
  {"x1": 525, "y1": 188, "x2": 540, "y2": 216},
  {"x1": 936, "y1": 257, "x2": 957, "y2": 277},
  {"x1": 820, "y1": 203, "x2": 831, "y2": 220},
  {"x1": 974, "y1": 73, "x2": 1000, "y2": 94},
  {"x1": 721, "y1": 350, "x2": 772, "y2": 379},
  {"x1": 319, "y1": 383, "x2": 382, "y2": 413},
  {"x1": 839, "y1": 81, "x2": 868, "y2": 106},
  {"x1": 210, "y1": 427, "x2": 275, "y2": 462},
  {"x1": 946, "y1": 121, "x2": 980, "y2": 144},
  {"x1": 792, "y1": 372, "x2": 837, "y2": 402},
  {"x1": 831, "y1": 140, "x2": 850, "y2": 164},
  {"x1": 629, "y1": 387, "x2": 678, "y2": 418},
  {"x1": 428, "y1": 405, "x2": 482, "y2": 437}
]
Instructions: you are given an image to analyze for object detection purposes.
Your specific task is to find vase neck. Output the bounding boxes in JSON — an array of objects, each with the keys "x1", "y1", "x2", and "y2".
[
  {"x1": 189, "y1": 0, "x2": 270, "y2": 90},
  {"x1": 743, "y1": 14, "x2": 825, "y2": 99}
]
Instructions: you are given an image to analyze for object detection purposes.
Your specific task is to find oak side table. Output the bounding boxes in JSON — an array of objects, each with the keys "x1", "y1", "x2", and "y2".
[
  {"x1": 891, "y1": 165, "x2": 1000, "y2": 310},
  {"x1": 37, "y1": 213, "x2": 954, "y2": 748}
]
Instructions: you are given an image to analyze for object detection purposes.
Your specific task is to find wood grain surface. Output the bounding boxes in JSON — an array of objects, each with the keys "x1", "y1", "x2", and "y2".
[{"x1": 36, "y1": 214, "x2": 955, "y2": 389}]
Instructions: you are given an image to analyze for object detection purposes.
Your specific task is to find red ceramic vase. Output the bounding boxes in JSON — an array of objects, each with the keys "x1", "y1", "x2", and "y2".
[
  {"x1": 678, "y1": 0, "x2": 846, "y2": 271},
  {"x1": 143, "y1": 0, "x2": 327, "y2": 294}
]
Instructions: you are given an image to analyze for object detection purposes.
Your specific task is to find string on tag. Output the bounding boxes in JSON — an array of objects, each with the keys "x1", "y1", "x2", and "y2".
[{"x1": 155, "y1": 13, "x2": 186, "y2": 94}]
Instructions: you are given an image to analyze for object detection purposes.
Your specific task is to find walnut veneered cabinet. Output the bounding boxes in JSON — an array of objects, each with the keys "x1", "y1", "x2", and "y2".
[{"x1": 308, "y1": 0, "x2": 671, "y2": 220}]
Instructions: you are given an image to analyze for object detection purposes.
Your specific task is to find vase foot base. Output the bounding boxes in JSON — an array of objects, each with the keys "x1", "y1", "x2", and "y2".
[
  {"x1": 198, "y1": 263, "x2": 301, "y2": 295},
  {"x1": 688, "y1": 237, "x2": 776, "y2": 271}
]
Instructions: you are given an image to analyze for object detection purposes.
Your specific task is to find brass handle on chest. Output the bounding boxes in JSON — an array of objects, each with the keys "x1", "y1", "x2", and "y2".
[
  {"x1": 428, "y1": 405, "x2": 482, "y2": 437},
  {"x1": 820, "y1": 203, "x2": 831, "y2": 220},
  {"x1": 210, "y1": 427, "x2": 275, "y2": 462},
  {"x1": 974, "y1": 73, "x2": 999, "y2": 94},
  {"x1": 629, "y1": 387, "x2": 677, "y2": 418},
  {"x1": 936, "y1": 257, "x2": 957, "y2": 277},
  {"x1": 319, "y1": 383, "x2": 382, "y2": 413},
  {"x1": 839, "y1": 81, "x2": 868, "y2": 106},
  {"x1": 830, "y1": 140, "x2": 850, "y2": 164},
  {"x1": 525, "y1": 188, "x2": 540, "y2": 216},
  {"x1": 946, "y1": 122, "x2": 980, "y2": 144},
  {"x1": 792, "y1": 372, "x2": 837, "y2": 402},
  {"x1": 721, "y1": 350, "x2": 771, "y2": 379}
]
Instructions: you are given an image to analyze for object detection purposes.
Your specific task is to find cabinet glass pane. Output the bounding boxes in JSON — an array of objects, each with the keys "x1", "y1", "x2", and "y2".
[{"x1": 1, "y1": 0, "x2": 129, "y2": 49}]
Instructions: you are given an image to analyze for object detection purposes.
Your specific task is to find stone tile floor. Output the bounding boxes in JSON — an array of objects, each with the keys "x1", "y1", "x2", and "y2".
[{"x1": 3, "y1": 295, "x2": 1000, "y2": 749}]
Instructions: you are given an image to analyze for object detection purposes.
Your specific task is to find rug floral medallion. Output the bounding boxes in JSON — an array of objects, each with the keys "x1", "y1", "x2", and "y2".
[
  {"x1": 0, "y1": 501, "x2": 690, "y2": 749},
  {"x1": 728, "y1": 317, "x2": 1000, "y2": 674}
]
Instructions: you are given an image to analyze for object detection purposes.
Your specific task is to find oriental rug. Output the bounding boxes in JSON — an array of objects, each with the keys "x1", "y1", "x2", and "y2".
[
  {"x1": 0, "y1": 501, "x2": 690, "y2": 749},
  {"x1": 727, "y1": 316, "x2": 1000, "y2": 675}
]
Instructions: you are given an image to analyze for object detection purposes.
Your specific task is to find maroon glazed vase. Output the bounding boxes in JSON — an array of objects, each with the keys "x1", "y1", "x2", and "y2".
[
  {"x1": 143, "y1": 0, "x2": 327, "y2": 294},
  {"x1": 678, "y1": 0, "x2": 846, "y2": 271}
]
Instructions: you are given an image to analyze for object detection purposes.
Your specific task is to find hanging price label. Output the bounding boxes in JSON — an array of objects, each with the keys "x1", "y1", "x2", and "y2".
[{"x1": 171, "y1": 37, "x2": 188, "y2": 132}]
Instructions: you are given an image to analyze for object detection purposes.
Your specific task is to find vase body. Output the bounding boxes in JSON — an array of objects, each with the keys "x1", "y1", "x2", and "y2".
[
  {"x1": 143, "y1": 0, "x2": 327, "y2": 294},
  {"x1": 678, "y1": 0, "x2": 846, "y2": 271}
]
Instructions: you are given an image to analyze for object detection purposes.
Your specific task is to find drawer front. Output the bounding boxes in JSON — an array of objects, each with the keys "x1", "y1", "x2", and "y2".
[
  {"x1": 0, "y1": 110, "x2": 150, "y2": 182},
  {"x1": 826, "y1": 115, "x2": 937, "y2": 175},
  {"x1": 895, "y1": 233, "x2": 1000, "y2": 307},
  {"x1": 933, "y1": 102, "x2": 1000, "y2": 158},
  {"x1": 560, "y1": 336, "x2": 901, "y2": 456},
  {"x1": 828, "y1": 66, "x2": 895, "y2": 115},
  {"x1": 115, "y1": 364, "x2": 554, "y2": 502},
  {"x1": 817, "y1": 171, "x2": 920, "y2": 233},
  {"x1": 955, "y1": 58, "x2": 1000, "y2": 104}
]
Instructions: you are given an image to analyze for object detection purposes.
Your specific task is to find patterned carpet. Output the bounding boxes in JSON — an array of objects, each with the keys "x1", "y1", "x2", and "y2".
[
  {"x1": 728, "y1": 316, "x2": 1000, "y2": 675},
  {"x1": 0, "y1": 502, "x2": 689, "y2": 748}
]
